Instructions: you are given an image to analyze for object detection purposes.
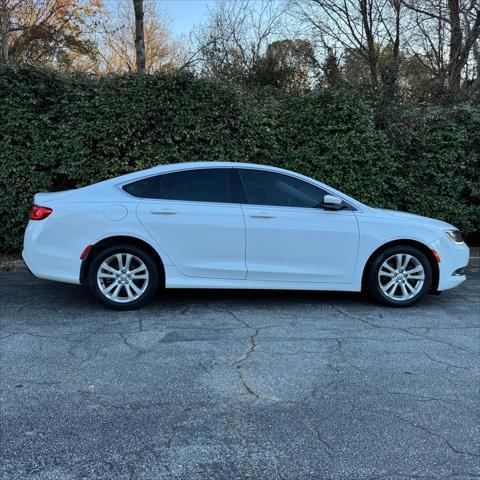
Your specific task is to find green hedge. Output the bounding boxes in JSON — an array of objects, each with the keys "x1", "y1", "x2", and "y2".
[{"x1": 0, "y1": 65, "x2": 479, "y2": 252}]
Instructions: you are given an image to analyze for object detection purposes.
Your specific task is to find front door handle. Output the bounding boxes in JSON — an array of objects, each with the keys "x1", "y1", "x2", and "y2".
[
  {"x1": 249, "y1": 213, "x2": 276, "y2": 219},
  {"x1": 150, "y1": 209, "x2": 177, "y2": 215}
]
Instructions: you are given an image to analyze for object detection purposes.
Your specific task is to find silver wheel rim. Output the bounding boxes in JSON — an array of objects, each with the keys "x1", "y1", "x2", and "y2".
[
  {"x1": 97, "y1": 253, "x2": 149, "y2": 304},
  {"x1": 378, "y1": 253, "x2": 425, "y2": 301}
]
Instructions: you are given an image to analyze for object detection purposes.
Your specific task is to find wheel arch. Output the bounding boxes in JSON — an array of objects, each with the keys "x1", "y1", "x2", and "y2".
[
  {"x1": 80, "y1": 235, "x2": 166, "y2": 286},
  {"x1": 361, "y1": 239, "x2": 439, "y2": 293}
]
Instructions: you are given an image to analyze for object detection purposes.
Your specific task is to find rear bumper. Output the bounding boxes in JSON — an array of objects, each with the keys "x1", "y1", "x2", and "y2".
[
  {"x1": 429, "y1": 234, "x2": 469, "y2": 291},
  {"x1": 21, "y1": 254, "x2": 34, "y2": 276},
  {"x1": 22, "y1": 218, "x2": 91, "y2": 285}
]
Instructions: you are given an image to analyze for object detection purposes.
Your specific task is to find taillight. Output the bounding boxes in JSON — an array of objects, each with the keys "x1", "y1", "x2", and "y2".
[{"x1": 30, "y1": 205, "x2": 53, "y2": 221}]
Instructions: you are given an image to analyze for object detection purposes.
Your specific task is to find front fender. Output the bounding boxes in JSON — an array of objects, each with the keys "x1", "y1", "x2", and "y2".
[{"x1": 353, "y1": 213, "x2": 444, "y2": 285}]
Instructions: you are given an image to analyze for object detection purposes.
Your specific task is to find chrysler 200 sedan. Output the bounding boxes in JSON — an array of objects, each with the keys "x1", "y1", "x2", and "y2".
[{"x1": 22, "y1": 162, "x2": 469, "y2": 309}]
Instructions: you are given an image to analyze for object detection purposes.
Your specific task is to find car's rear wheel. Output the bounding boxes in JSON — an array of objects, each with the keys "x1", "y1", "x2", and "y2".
[
  {"x1": 367, "y1": 245, "x2": 432, "y2": 307},
  {"x1": 88, "y1": 244, "x2": 159, "y2": 310}
]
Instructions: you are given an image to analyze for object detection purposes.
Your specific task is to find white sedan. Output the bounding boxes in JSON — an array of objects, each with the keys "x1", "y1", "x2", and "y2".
[{"x1": 23, "y1": 162, "x2": 469, "y2": 309}]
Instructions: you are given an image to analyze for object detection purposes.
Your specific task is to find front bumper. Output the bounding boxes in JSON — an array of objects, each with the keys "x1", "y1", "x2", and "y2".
[{"x1": 430, "y1": 234, "x2": 469, "y2": 291}]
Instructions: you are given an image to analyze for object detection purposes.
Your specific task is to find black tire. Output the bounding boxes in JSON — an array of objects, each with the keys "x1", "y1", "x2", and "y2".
[
  {"x1": 367, "y1": 245, "x2": 432, "y2": 307},
  {"x1": 88, "y1": 243, "x2": 160, "y2": 310}
]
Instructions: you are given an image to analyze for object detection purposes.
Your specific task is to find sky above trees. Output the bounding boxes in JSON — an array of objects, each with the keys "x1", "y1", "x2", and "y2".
[
  {"x1": 105, "y1": 0, "x2": 217, "y2": 36},
  {"x1": 158, "y1": 0, "x2": 216, "y2": 35}
]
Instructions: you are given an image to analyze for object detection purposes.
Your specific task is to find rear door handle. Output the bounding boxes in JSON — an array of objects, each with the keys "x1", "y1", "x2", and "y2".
[
  {"x1": 150, "y1": 209, "x2": 177, "y2": 215},
  {"x1": 249, "y1": 213, "x2": 276, "y2": 219}
]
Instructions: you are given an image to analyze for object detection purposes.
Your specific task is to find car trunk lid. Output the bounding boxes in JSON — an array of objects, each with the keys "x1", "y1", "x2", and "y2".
[{"x1": 34, "y1": 190, "x2": 76, "y2": 205}]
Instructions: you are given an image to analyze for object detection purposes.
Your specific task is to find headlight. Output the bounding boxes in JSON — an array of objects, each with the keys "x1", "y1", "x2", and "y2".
[{"x1": 445, "y1": 229, "x2": 464, "y2": 244}]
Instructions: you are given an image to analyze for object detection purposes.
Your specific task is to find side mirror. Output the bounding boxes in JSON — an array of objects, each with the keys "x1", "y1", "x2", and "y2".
[{"x1": 322, "y1": 194, "x2": 343, "y2": 210}]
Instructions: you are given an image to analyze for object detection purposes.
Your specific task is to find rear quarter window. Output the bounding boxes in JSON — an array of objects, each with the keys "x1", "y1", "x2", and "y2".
[{"x1": 122, "y1": 176, "x2": 160, "y2": 198}]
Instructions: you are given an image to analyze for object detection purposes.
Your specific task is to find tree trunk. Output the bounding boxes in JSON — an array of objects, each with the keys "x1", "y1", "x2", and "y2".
[
  {"x1": 388, "y1": 0, "x2": 402, "y2": 91},
  {"x1": 0, "y1": 0, "x2": 8, "y2": 64},
  {"x1": 472, "y1": 39, "x2": 480, "y2": 91},
  {"x1": 447, "y1": 0, "x2": 463, "y2": 89},
  {"x1": 448, "y1": 7, "x2": 480, "y2": 90},
  {"x1": 360, "y1": 0, "x2": 378, "y2": 88},
  {"x1": 132, "y1": 0, "x2": 146, "y2": 74}
]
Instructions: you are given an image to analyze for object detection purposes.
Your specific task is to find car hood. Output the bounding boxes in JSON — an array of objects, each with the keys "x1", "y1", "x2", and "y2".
[{"x1": 371, "y1": 208, "x2": 454, "y2": 229}]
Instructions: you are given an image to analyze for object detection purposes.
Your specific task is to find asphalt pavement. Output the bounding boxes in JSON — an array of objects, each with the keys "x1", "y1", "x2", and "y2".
[{"x1": 0, "y1": 271, "x2": 479, "y2": 479}]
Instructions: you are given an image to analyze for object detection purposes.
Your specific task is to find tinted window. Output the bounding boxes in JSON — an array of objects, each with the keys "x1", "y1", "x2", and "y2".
[
  {"x1": 123, "y1": 169, "x2": 231, "y2": 203},
  {"x1": 123, "y1": 176, "x2": 160, "y2": 198},
  {"x1": 239, "y1": 169, "x2": 327, "y2": 208}
]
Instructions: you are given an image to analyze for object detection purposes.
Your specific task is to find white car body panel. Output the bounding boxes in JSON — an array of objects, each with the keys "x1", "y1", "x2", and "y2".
[
  {"x1": 163, "y1": 265, "x2": 361, "y2": 291},
  {"x1": 23, "y1": 212, "x2": 90, "y2": 284},
  {"x1": 429, "y1": 233, "x2": 469, "y2": 291},
  {"x1": 241, "y1": 205, "x2": 359, "y2": 283},
  {"x1": 22, "y1": 161, "x2": 469, "y2": 294},
  {"x1": 136, "y1": 200, "x2": 247, "y2": 279}
]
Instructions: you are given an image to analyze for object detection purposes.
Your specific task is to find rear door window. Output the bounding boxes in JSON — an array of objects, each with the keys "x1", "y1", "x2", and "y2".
[{"x1": 123, "y1": 168, "x2": 231, "y2": 203}]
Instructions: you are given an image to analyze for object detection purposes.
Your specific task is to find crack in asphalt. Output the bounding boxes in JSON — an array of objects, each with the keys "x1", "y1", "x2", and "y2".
[
  {"x1": 422, "y1": 351, "x2": 472, "y2": 371},
  {"x1": 232, "y1": 328, "x2": 260, "y2": 402},
  {"x1": 307, "y1": 418, "x2": 335, "y2": 458},
  {"x1": 330, "y1": 304, "x2": 476, "y2": 355},
  {"x1": 364, "y1": 407, "x2": 480, "y2": 459},
  {"x1": 165, "y1": 407, "x2": 191, "y2": 449},
  {"x1": 117, "y1": 332, "x2": 168, "y2": 358},
  {"x1": 217, "y1": 307, "x2": 263, "y2": 402}
]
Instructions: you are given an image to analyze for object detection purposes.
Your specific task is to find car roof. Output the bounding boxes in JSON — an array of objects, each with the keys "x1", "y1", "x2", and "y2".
[
  {"x1": 153, "y1": 161, "x2": 286, "y2": 172},
  {"x1": 105, "y1": 161, "x2": 298, "y2": 184}
]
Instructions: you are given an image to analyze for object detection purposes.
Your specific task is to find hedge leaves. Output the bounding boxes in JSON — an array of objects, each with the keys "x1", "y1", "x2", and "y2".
[{"x1": 0, "y1": 65, "x2": 478, "y2": 252}]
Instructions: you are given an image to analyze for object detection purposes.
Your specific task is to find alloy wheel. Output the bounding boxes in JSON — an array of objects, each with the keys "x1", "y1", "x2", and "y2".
[
  {"x1": 378, "y1": 253, "x2": 425, "y2": 302},
  {"x1": 96, "y1": 253, "x2": 149, "y2": 303}
]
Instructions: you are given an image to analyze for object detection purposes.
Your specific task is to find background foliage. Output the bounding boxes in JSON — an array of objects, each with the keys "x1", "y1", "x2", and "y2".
[{"x1": 0, "y1": 65, "x2": 479, "y2": 252}]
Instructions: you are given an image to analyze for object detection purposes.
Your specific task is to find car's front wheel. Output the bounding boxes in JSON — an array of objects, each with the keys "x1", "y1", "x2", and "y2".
[
  {"x1": 367, "y1": 245, "x2": 433, "y2": 307},
  {"x1": 88, "y1": 244, "x2": 160, "y2": 310}
]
